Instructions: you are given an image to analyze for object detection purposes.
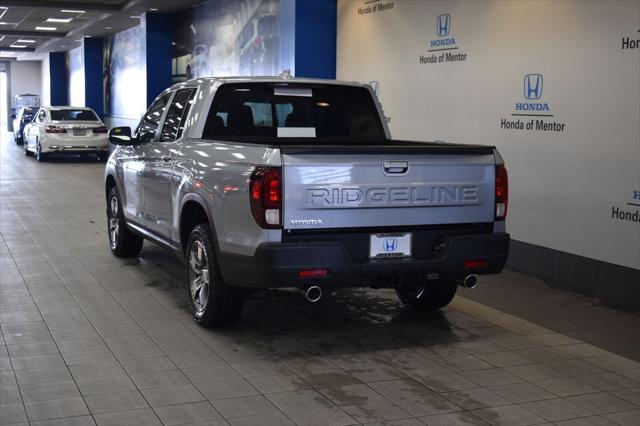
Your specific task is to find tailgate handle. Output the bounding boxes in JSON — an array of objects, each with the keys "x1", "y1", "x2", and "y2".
[{"x1": 382, "y1": 160, "x2": 409, "y2": 175}]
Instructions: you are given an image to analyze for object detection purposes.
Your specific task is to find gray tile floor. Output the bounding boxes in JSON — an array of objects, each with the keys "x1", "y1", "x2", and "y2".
[{"x1": 1, "y1": 135, "x2": 639, "y2": 425}]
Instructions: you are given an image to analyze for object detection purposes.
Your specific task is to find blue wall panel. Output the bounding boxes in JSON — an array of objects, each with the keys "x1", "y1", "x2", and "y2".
[
  {"x1": 49, "y1": 52, "x2": 68, "y2": 106},
  {"x1": 145, "y1": 13, "x2": 173, "y2": 106},
  {"x1": 295, "y1": 0, "x2": 337, "y2": 79},
  {"x1": 83, "y1": 38, "x2": 104, "y2": 118}
]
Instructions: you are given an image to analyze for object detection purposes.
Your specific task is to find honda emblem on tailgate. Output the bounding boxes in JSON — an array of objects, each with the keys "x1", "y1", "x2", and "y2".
[
  {"x1": 383, "y1": 238, "x2": 398, "y2": 252},
  {"x1": 382, "y1": 160, "x2": 409, "y2": 176}
]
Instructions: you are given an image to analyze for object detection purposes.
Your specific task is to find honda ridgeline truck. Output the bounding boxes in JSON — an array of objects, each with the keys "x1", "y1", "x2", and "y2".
[{"x1": 105, "y1": 77, "x2": 510, "y2": 327}]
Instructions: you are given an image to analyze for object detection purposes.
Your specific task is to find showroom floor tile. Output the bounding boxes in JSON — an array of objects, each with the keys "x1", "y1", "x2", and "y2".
[{"x1": 1, "y1": 136, "x2": 640, "y2": 425}]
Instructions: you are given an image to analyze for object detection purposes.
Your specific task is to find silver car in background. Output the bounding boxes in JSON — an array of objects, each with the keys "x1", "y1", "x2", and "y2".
[{"x1": 24, "y1": 107, "x2": 109, "y2": 162}]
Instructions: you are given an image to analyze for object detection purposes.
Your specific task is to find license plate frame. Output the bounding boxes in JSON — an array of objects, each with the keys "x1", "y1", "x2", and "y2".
[
  {"x1": 369, "y1": 232, "x2": 412, "y2": 259},
  {"x1": 72, "y1": 128, "x2": 85, "y2": 136}
]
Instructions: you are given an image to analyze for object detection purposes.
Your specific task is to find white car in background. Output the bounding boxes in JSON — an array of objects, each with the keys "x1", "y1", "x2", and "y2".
[
  {"x1": 186, "y1": 44, "x2": 209, "y2": 79},
  {"x1": 24, "y1": 107, "x2": 110, "y2": 162}
]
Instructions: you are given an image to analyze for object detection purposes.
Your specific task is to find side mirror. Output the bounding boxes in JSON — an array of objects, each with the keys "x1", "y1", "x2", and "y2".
[{"x1": 109, "y1": 126, "x2": 134, "y2": 145}]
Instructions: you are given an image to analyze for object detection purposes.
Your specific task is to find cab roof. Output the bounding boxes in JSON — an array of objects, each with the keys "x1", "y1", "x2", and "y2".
[{"x1": 165, "y1": 76, "x2": 368, "y2": 93}]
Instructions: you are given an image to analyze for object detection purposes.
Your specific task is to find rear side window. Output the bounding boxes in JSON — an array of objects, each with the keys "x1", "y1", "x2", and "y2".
[
  {"x1": 136, "y1": 93, "x2": 171, "y2": 143},
  {"x1": 50, "y1": 109, "x2": 98, "y2": 121},
  {"x1": 160, "y1": 88, "x2": 197, "y2": 142},
  {"x1": 202, "y1": 83, "x2": 385, "y2": 143}
]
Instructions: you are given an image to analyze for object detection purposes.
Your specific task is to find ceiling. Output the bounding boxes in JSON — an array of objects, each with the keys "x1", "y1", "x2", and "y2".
[{"x1": 0, "y1": 0, "x2": 204, "y2": 57}]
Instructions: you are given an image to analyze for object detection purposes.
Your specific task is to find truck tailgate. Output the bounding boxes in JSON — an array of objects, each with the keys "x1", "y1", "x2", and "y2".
[{"x1": 281, "y1": 143, "x2": 496, "y2": 230}]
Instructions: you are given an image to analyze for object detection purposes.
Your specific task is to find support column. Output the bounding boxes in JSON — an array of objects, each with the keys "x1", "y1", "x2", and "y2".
[
  {"x1": 295, "y1": 0, "x2": 337, "y2": 79},
  {"x1": 49, "y1": 52, "x2": 68, "y2": 106},
  {"x1": 145, "y1": 13, "x2": 173, "y2": 106},
  {"x1": 83, "y1": 38, "x2": 104, "y2": 119}
]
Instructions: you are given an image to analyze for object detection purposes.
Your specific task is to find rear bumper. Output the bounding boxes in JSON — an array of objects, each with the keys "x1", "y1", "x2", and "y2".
[
  {"x1": 42, "y1": 145, "x2": 109, "y2": 155},
  {"x1": 219, "y1": 232, "x2": 510, "y2": 288},
  {"x1": 42, "y1": 134, "x2": 109, "y2": 154}
]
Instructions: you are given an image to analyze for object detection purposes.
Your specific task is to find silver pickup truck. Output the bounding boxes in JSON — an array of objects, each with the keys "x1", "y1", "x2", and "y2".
[{"x1": 105, "y1": 77, "x2": 510, "y2": 327}]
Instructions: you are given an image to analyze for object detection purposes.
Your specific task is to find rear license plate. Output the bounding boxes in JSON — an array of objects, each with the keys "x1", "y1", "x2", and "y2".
[
  {"x1": 370, "y1": 233, "x2": 412, "y2": 258},
  {"x1": 72, "y1": 128, "x2": 85, "y2": 136}
]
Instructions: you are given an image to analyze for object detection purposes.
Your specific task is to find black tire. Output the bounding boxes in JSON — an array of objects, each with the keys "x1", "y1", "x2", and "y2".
[
  {"x1": 97, "y1": 152, "x2": 108, "y2": 162},
  {"x1": 15, "y1": 133, "x2": 23, "y2": 145},
  {"x1": 185, "y1": 224, "x2": 244, "y2": 327},
  {"x1": 107, "y1": 186, "x2": 143, "y2": 257},
  {"x1": 396, "y1": 279, "x2": 458, "y2": 311},
  {"x1": 35, "y1": 140, "x2": 48, "y2": 162},
  {"x1": 24, "y1": 141, "x2": 32, "y2": 156}
]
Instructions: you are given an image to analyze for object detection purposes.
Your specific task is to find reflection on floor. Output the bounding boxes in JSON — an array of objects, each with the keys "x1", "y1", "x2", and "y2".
[{"x1": 1, "y1": 133, "x2": 639, "y2": 425}]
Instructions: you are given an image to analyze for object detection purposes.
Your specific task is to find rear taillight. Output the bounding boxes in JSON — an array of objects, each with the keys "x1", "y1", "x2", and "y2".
[
  {"x1": 250, "y1": 167, "x2": 282, "y2": 229},
  {"x1": 45, "y1": 125, "x2": 67, "y2": 134},
  {"x1": 92, "y1": 126, "x2": 108, "y2": 134},
  {"x1": 495, "y1": 165, "x2": 508, "y2": 220}
]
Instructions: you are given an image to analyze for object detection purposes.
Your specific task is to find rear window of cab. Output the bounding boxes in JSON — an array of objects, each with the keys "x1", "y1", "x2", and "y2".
[{"x1": 202, "y1": 83, "x2": 385, "y2": 143}]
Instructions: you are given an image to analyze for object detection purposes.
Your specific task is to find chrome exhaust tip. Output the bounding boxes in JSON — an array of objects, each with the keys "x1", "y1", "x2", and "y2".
[
  {"x1": 458, "y1": 275, "x2": 478, "y2": 289},
  {"x1": 305, "y1": 286, "x2": 323, "y2": 303}
]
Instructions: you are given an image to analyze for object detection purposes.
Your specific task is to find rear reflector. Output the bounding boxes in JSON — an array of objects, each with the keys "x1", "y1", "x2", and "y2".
[
  {"x1": 464, "y1": 260, "x2": 488, "y2": 269},
  {"x1": 298, "y1": 269, "x2": 328, "y2": 278}
]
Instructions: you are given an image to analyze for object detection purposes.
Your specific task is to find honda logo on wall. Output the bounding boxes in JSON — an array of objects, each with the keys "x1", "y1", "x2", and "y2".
[
  {"x1": 524, "y1": 74, "x2": 543, "y2": 100},
  {"x1": 500, "y1": 73, "x2": 566, "y2": 133},
  {"x1": 422, "y1": 12, "x2": 467, "y2": 64},
  {"x1": 436, "y1": 14, "x2": 450, "y2": 36}
]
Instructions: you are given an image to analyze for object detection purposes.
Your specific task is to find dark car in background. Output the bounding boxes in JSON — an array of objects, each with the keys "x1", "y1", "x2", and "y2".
[{"x1": 12, "y1": 106, "x2": 39, "y2": 145}]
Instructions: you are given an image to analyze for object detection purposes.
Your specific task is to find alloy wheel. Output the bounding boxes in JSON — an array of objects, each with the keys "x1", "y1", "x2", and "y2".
[
  {"x1": 108, "y1": 195, "x2": 119, "y2": 250},
  {"x1": 188, "y1": 239, "x2": 210, "y2": 316}
]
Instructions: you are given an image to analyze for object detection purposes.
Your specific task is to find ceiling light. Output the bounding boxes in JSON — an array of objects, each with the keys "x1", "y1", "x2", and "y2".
[
  {"x1": 47, "y1": 17, "x2": 73, "y2": 23},
  {"x1": 18, "y1": 39, "x2": 35, "y2": 43},
  {"x1": 104, "y1": 26, "x2": 113, "y2": 30},
  {"x1": 84, "y1": 35, "x2": 92, "y2": 38},
  {"x1": 149, "y1": 8, "x2": 159, "y2": 11},
  {"x1": 61, "y1": 10, "x2": 85, "y2": 13},
  {"x1": 35, "y1": 26, "x2": 57, "y2": 31},
  {"x1": 0, "y1": 22, "x2": 10, "y2": 25},
  {"x1": 130, "y1": 16, "x2": 141, "y2": 19},
  {"x1": 10, "y1": 44, "x2": 27, "y2": 48}
]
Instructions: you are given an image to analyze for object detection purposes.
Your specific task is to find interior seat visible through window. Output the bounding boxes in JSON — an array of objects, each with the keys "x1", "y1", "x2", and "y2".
[{"x1": 228, "y1": 105, "x2": 254, "y2": 131}]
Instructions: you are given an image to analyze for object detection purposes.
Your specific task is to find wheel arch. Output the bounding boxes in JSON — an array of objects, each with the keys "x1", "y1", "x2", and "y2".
[
  {"x1": 179, "y1": 194, "x2": 220, "y2": 256},
  {"x1": 105, "y1": 174, "x2": 117, "y2": 202}
]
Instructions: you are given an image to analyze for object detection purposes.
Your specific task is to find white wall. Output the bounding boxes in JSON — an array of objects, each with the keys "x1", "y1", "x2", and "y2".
[
  {"x1": 337, "y1": 0, "x2": 640, "y2": 270},
  {"x1": 9, "y1": 61, "x2": 42, "y2": 108},
  {"x1": 67, "y1": 45, "x2": 85, "y2": 107},
  {"x1": 40, "y1": 56, "x2": 50, "y2": 107}
]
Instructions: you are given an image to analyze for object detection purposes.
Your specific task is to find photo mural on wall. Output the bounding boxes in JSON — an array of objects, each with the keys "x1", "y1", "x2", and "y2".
[
  {"x1": 172, "y1": 0, "x2": 295, "y2": 81},
  {"x1": 103, "y1": 20, "x2": 147, "y2": 119}
]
